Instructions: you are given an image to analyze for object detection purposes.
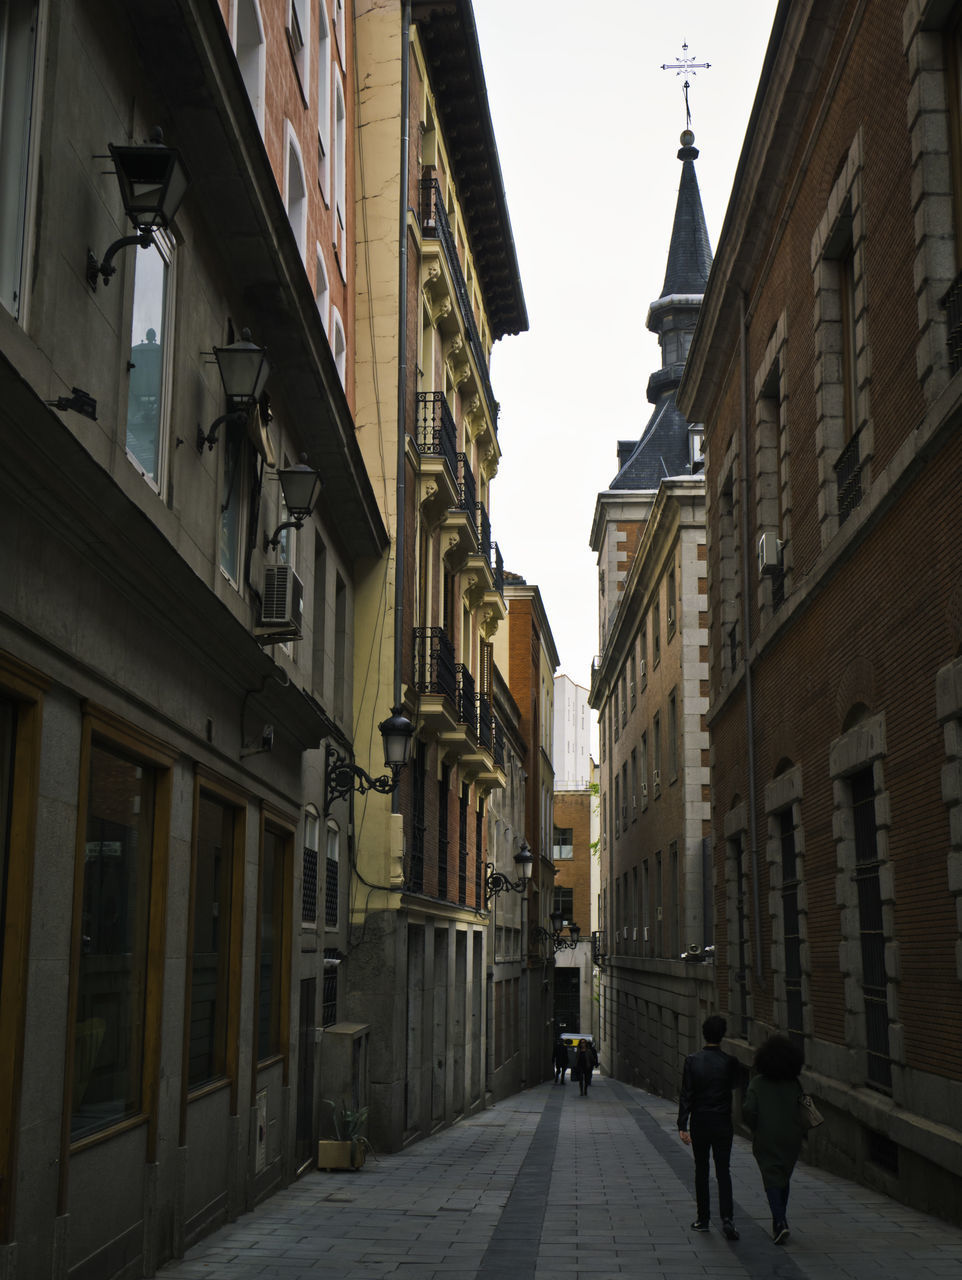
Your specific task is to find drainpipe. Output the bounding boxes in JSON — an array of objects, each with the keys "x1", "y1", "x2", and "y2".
[
  {"x1": 738, "y1": 291, "x2": 763, "y2": 979},
  {"x1": 393, "y1": 0, "x2": 411, "y2": 816}
]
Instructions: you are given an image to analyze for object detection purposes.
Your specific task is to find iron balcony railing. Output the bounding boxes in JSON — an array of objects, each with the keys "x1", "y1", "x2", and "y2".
[
  {"x1": 457, "y1": 452, "x2": 476, "y2": 515},
  {"x1": 420, "y1": 177, "x2": 499, "y2": 424},
  {"x1": 476, "y1": 501, "x2": 491, "y2": 561},
  {"x1": 476, "y1": 691, "x2": 492, "y2": 751},
  {"x1": 414, "y1": 627, "x2": 457, "y2": 703},
  {"x1": 834, "y1": 429, "x2": 863, "y2": 526},
  {"x1": 493, "y1": 717, "x2": 504, "y2": 768},
  {"x1": 456, "y1": 664, "x2": 477, "y2": 740},
  {"x1": 416, "y1": 391, "x2": 458, "y2": 478},
  {"x1": 942, "y1": 268, "x2": 962, "y2": 375},
  {"x1": 491, "y1": 542, "x2": 504, "y2": 597}
]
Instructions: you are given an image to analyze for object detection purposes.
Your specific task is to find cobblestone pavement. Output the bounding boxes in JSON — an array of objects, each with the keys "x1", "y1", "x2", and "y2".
[{"x1": 159, "y1": 1075, "x2": 962, "y2": 1279}]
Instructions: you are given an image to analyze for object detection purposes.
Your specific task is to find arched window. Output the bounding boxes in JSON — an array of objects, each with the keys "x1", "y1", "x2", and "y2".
[
  {"x1": 333, "y1": 70, "x2": 346, "y2": 253},
  {"x1": 235, "y1": 0, "x2": 266, "y2": 132},
  {"x1": 315, "y1": 244, "x2": 329, "y2": 335},
  {"x1": 316, "y1": 2, "x2": 331, "y2": 203},
  {"x1": 331, "y1": 306, "x2": 346, "y2": 385},
  {"x1": 284, "y1": 122, "x2": 307, "y2": 261},
  {"x1": 325, "y1": 821, "x2": 340, "y2": 928}
]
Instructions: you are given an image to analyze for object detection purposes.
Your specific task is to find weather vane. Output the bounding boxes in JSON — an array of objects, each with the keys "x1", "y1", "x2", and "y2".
[{"x1": 661, "y1": 42, "x2": 711, "y2": 128}]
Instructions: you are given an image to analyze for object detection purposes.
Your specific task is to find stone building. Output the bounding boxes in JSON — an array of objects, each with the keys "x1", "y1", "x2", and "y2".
[
  {"x1": 344, "y1": 0, "x2": 528, "y2": 1153},
  {"x1": 0, "y1": 0, "x2": 383, "y2": 1275},
  {"x1": 678, "y1": 0, "x2": 962, "y2": 1223},
  {"x1": 590, "y1": 129, "x2": 714, "y2": 1098}
]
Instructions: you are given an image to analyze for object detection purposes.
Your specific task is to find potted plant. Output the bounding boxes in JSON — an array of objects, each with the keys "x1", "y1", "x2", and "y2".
[{"x1": 317, "y1": 1100, "x2": 374, "y2": 1171}]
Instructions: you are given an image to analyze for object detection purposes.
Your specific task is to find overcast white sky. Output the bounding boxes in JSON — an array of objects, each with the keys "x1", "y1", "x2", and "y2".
[{"x1": 472, "y1": 0, "x2": 779, "y2": 693}]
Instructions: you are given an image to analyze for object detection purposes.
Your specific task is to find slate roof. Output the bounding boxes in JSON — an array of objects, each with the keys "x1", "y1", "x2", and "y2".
[{"x1": 610, "y1": 138, "x2": 712, "y2": 491}]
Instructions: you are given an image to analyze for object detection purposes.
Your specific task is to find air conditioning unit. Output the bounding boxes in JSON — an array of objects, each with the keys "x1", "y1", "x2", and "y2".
[
  {"x1": 641, "y1": 782, "x2": 648, "y2": 799},
  {"x1": 758, "y1": 531, "x2": 784, "y2": 576},
  {"x1": 257, "y1": 565, "x2": 304, "y2": 639},
  {"x1": 632, "y1": 927, "x2": 637, "y2": 941},
  {"x1": 640, "y1": 659, "x2": 647, "y2": 680}
]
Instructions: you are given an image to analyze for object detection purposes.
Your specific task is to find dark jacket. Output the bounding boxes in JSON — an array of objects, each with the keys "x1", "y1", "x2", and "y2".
[
  {"x1": 742, "y1": 1075, "x2": 807, "y2": 1188},
  {"x1": 677, "y1": 1045, "x2": 741, "y2": 1131},
  {"x1": 553, "y1": 1040, "x2": 568, "y2": 1069}
]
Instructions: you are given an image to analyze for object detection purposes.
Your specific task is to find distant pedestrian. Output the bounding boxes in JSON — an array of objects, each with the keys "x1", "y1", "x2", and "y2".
[
  {"x1": 742, "y1": 1034, "x2": 808, "y2": 1245},
  {"x1": 574, "y1": 1038, "x2": 597, "y2": 1095},
  {"x1": 553, "y1": 1036, "x2": 568, "y2": 1085},
  {"x1": 677, "y1": 1014, "x2": 742, "y2": 1241}
]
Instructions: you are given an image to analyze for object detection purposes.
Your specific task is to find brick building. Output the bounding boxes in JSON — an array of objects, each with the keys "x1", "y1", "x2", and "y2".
[
  {"x1": 551, "y1": 764, "x2": 599, "y2": 1041},
  {"x1": 678, "y1": 0, "x2": 962, "y2": 1222}
]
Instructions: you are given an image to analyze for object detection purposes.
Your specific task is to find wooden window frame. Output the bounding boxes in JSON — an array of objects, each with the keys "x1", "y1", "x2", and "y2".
[
  {"x1": 61, "y1": 708, "x2": 173, "y2": 1195},
  {"x1": 256, "y1": 810, "x2": 294, "y2": 1081}
]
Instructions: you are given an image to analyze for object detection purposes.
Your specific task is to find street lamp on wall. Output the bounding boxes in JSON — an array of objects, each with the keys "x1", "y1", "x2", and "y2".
[
  {"x1": 532, "y1": 910, "x2": 581, "y2": 952},
  {"x1": 484, "y1": 840, "x2": 533, "y2": 904},
  {"x1": 324, "y1": 707, "x2": 416, "y2": 814},
  {"x1": 87, "y1": 128, "x2": 189, "y2": 288},
  {"x1": 265, "y1": 458, "x2": 323, "y2": 549},
  {"x1": 197, "y1": 331, "x2": 270, "y2": 452}
]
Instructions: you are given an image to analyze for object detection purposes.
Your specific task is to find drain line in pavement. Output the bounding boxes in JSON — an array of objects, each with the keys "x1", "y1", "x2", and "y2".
[{"x1": 475, "y1": 1089, "x2": 564, "y2": 1279}]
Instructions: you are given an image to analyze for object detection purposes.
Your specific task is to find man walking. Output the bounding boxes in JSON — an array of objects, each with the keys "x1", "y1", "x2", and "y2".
[{"x1": 677, "y1": 1014, "x2": 742, "y2": 1241}]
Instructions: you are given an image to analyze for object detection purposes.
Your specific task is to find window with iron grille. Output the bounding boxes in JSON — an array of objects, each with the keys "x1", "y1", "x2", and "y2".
[
  {"x1": 324, "y1": 823, "x2": 339, "y2": 928},
  {"x1": 475, "y1": 799, "x2": 484, "y2": 906},
  {"x1": 458, "y1": 784, "x2": 469, "y2": 906},
  {"x1": 780, "y1": 809, "x2": 804, "y2": 1048},
  {"x1": 321, "y1": 948, "x2": 338, "y2": 1027},
  {"x1": 409, "y1": 740, "x2": 426, "y2": 894},
  {"x1": 851, "y1": 767, "x2": 892, "y2": 1090},
  {"x1": 438, "y1": 765, "x2": 449, "y2": 899},
  {"x1": 302, "y1": 807, "x2": 319, "y2": 925}
]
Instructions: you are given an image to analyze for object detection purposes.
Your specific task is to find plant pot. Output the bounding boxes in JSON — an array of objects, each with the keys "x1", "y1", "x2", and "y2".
[{"x1": 317, "y1": 1139, "x2": 366, "y2": 1171}]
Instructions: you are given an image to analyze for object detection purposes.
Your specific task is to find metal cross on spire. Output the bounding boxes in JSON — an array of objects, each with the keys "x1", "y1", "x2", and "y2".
[{"x1": 661, "y1": 42, "x2": 711, "y2": 128}]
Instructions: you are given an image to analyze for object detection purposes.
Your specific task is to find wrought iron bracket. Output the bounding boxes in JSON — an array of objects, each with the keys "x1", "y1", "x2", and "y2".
[
  {"x1": 87, "y1": 230, "x2": 155, "y2": 289},
  {"x1": 324, "y1": 743, "x2": 399, "y2": 815},
  {"x1": 483, "y1": 862, "x2": 527, "y2": 905},
  {"x1": 531, "y1": 924, "x2": 579, "y2": 953}
]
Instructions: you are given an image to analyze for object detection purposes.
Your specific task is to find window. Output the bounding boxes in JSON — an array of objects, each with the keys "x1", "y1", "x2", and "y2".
[
  {"x1": 458, "y1": 784, "x2": 469, "y2": 906},
  {"x1": 287, "y1": 0, "x2": 309, "y2": 89},
  {"x1": 620, "y1": 672, "x2": 627, "y2": 727},
  {"x1": 409, "y1": 741, "x2": 426, "y2": 893},
  {"x1": 629, "y1": 651, "x2": 636, "y2": 707},
  {"x1": 668, "y1": 688, "x2": 678, "y2": 782},
  {"x1": 315, "y1": 245, "x2": 329, "y2": 334},
  {"x1": 302, "y1": 806, "x2": 319, "y2": 925},
  {"x1": 438, "y1": 764, "x2": 449, "y2": 899},
  {"x1": 333, "y1": 71, "x2": 346, "y2": 256},
  {"x1": 811, "y1": 131, "x2": 870, "y2": 542},
  {"x1": 235, "y1": 0, "x2": 266, "y2": 130},
  {"x1": 0, "y1": 0, "x2": 38, "y2": 319},
  {"x1": 640, "y1": 731, "x2": 648, "y2": 809},
  {"x1": 331, "y1": 306, "x2": 346, "y2": 385},
  {"x1": 653, "y1": 601, "x2": 661, "y2": 666},
  {"x1": 312, "y1": 533, "x2": 327, "y2": 703},
  {"x1": 125, "y1": 231, "x2": 174, "y2": 491},
  {"x1": 667, "y1": 567, "x2": 677, "y2": 639},
  {"x1": 614, "y1": 773, "x2": 620, "y2": 837},
  {"x1": 765, "y1": 766, "x2": 807, "y2": 1049},
  {"x1": 72, "y1": 736, "x2": 169, "y2": 1139},
  {"x1": 830, "y1": 712, "x2": 894, "y2": 1091},
  {"x1": 333, "y1": 572, "x2": 347, "y2": 721},
  {"x1": 316, "y1": 2, "x2": 331, "y2": 202},
  {"x1": 552, "y1": 826, "x2": 573, "y2": 860},
  {"x1": 755, "y1": 316, "x2": 791, "y2": 615},
  {"x1": 258, "y1": 827, "x2": 288, "y2": 1062},
  {"x1": 332, "y1": 0, "x2": 345, "y2": 64},
  {"x1": 640, "y1": 625, "x2": 648, "y2": 689},
  {"x1": 553, "y1": 885, "x2": 574, "y2": 924},
  {"x1": 321, "y1": 948, "x2": 338, "y2": 1027},
  {"x1": 621, "y1": 762, "x2": 628, "y2": 828},
  {"x1": 324, "y1": 822, "x2": 339, "y2": 927},
  {"x1": 188, "y1": 791, "x2": 241, "y2": 1089},
  {"x1": 630, "y1": 749, "x2": 638, "y2": 818},
  {"x1": 613, "y1": 685, "x2": 619, "y2": 742},
  {"x1": 653, "y1": 713, "x2": 661, "y2": 794},
  {"x1": 285, "y1": 123, "x2": 307, "y2": 260},
  {"x1": 779, "y1": 809, "x2": 804, "y2": 1046}
]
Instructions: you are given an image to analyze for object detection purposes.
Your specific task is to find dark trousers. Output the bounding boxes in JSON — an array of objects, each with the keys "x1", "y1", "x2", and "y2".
[
  {"x1": 765, "y1": 1183, "x2": 790, "y2": 1225},
  {"x1": 690, "y1": 1114, "x2": 734, "y2": 1222}
]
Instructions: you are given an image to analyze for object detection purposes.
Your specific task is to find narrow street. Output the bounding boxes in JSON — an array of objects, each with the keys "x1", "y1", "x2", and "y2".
[{"x1": 159, "y1": 1076, "x2": 962, "y2": 1279}]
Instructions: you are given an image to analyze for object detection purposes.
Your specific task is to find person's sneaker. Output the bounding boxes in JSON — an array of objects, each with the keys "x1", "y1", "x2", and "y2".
[
  {"x1": 690, "y1": 1220, "x2": 710, "y2": 1232},
  {"x1": 773, "y1": 1222, "x2": 790, "y2": 1244},
  {"x1": 722, "y1": 1219, "x2": 740, "y2": 1241}
]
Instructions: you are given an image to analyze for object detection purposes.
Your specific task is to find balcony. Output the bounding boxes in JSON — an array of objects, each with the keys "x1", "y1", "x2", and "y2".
[
  {"x1": 414, "y1": 626, "x2": 459, "y2": 740},
  {"x1": 456, "y1": 663, "x2": 477, "y2": 741},
  {"x1": 441, "y1": 452, "x2": 478, "y2": 570},
  {"x1": 416, "y1": 392, "x2": 459, "y2": 521},
  {"x1": 420, "y1": 177, "x2": 499, "y2": 427}
]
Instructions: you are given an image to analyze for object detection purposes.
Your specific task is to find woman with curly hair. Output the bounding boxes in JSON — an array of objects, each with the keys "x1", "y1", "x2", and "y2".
[{"x1": 742, "y1": 1035, "x2": 808, "y2": 1245}]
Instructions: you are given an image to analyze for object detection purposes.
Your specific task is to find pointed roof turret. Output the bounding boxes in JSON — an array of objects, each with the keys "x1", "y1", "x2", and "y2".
[
  {"x1": 660, "y1": 133, "x2": 713, "y2": 298},
  {"x1": 609, "y1": 130, "x2": 712, "y2": 491}
]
